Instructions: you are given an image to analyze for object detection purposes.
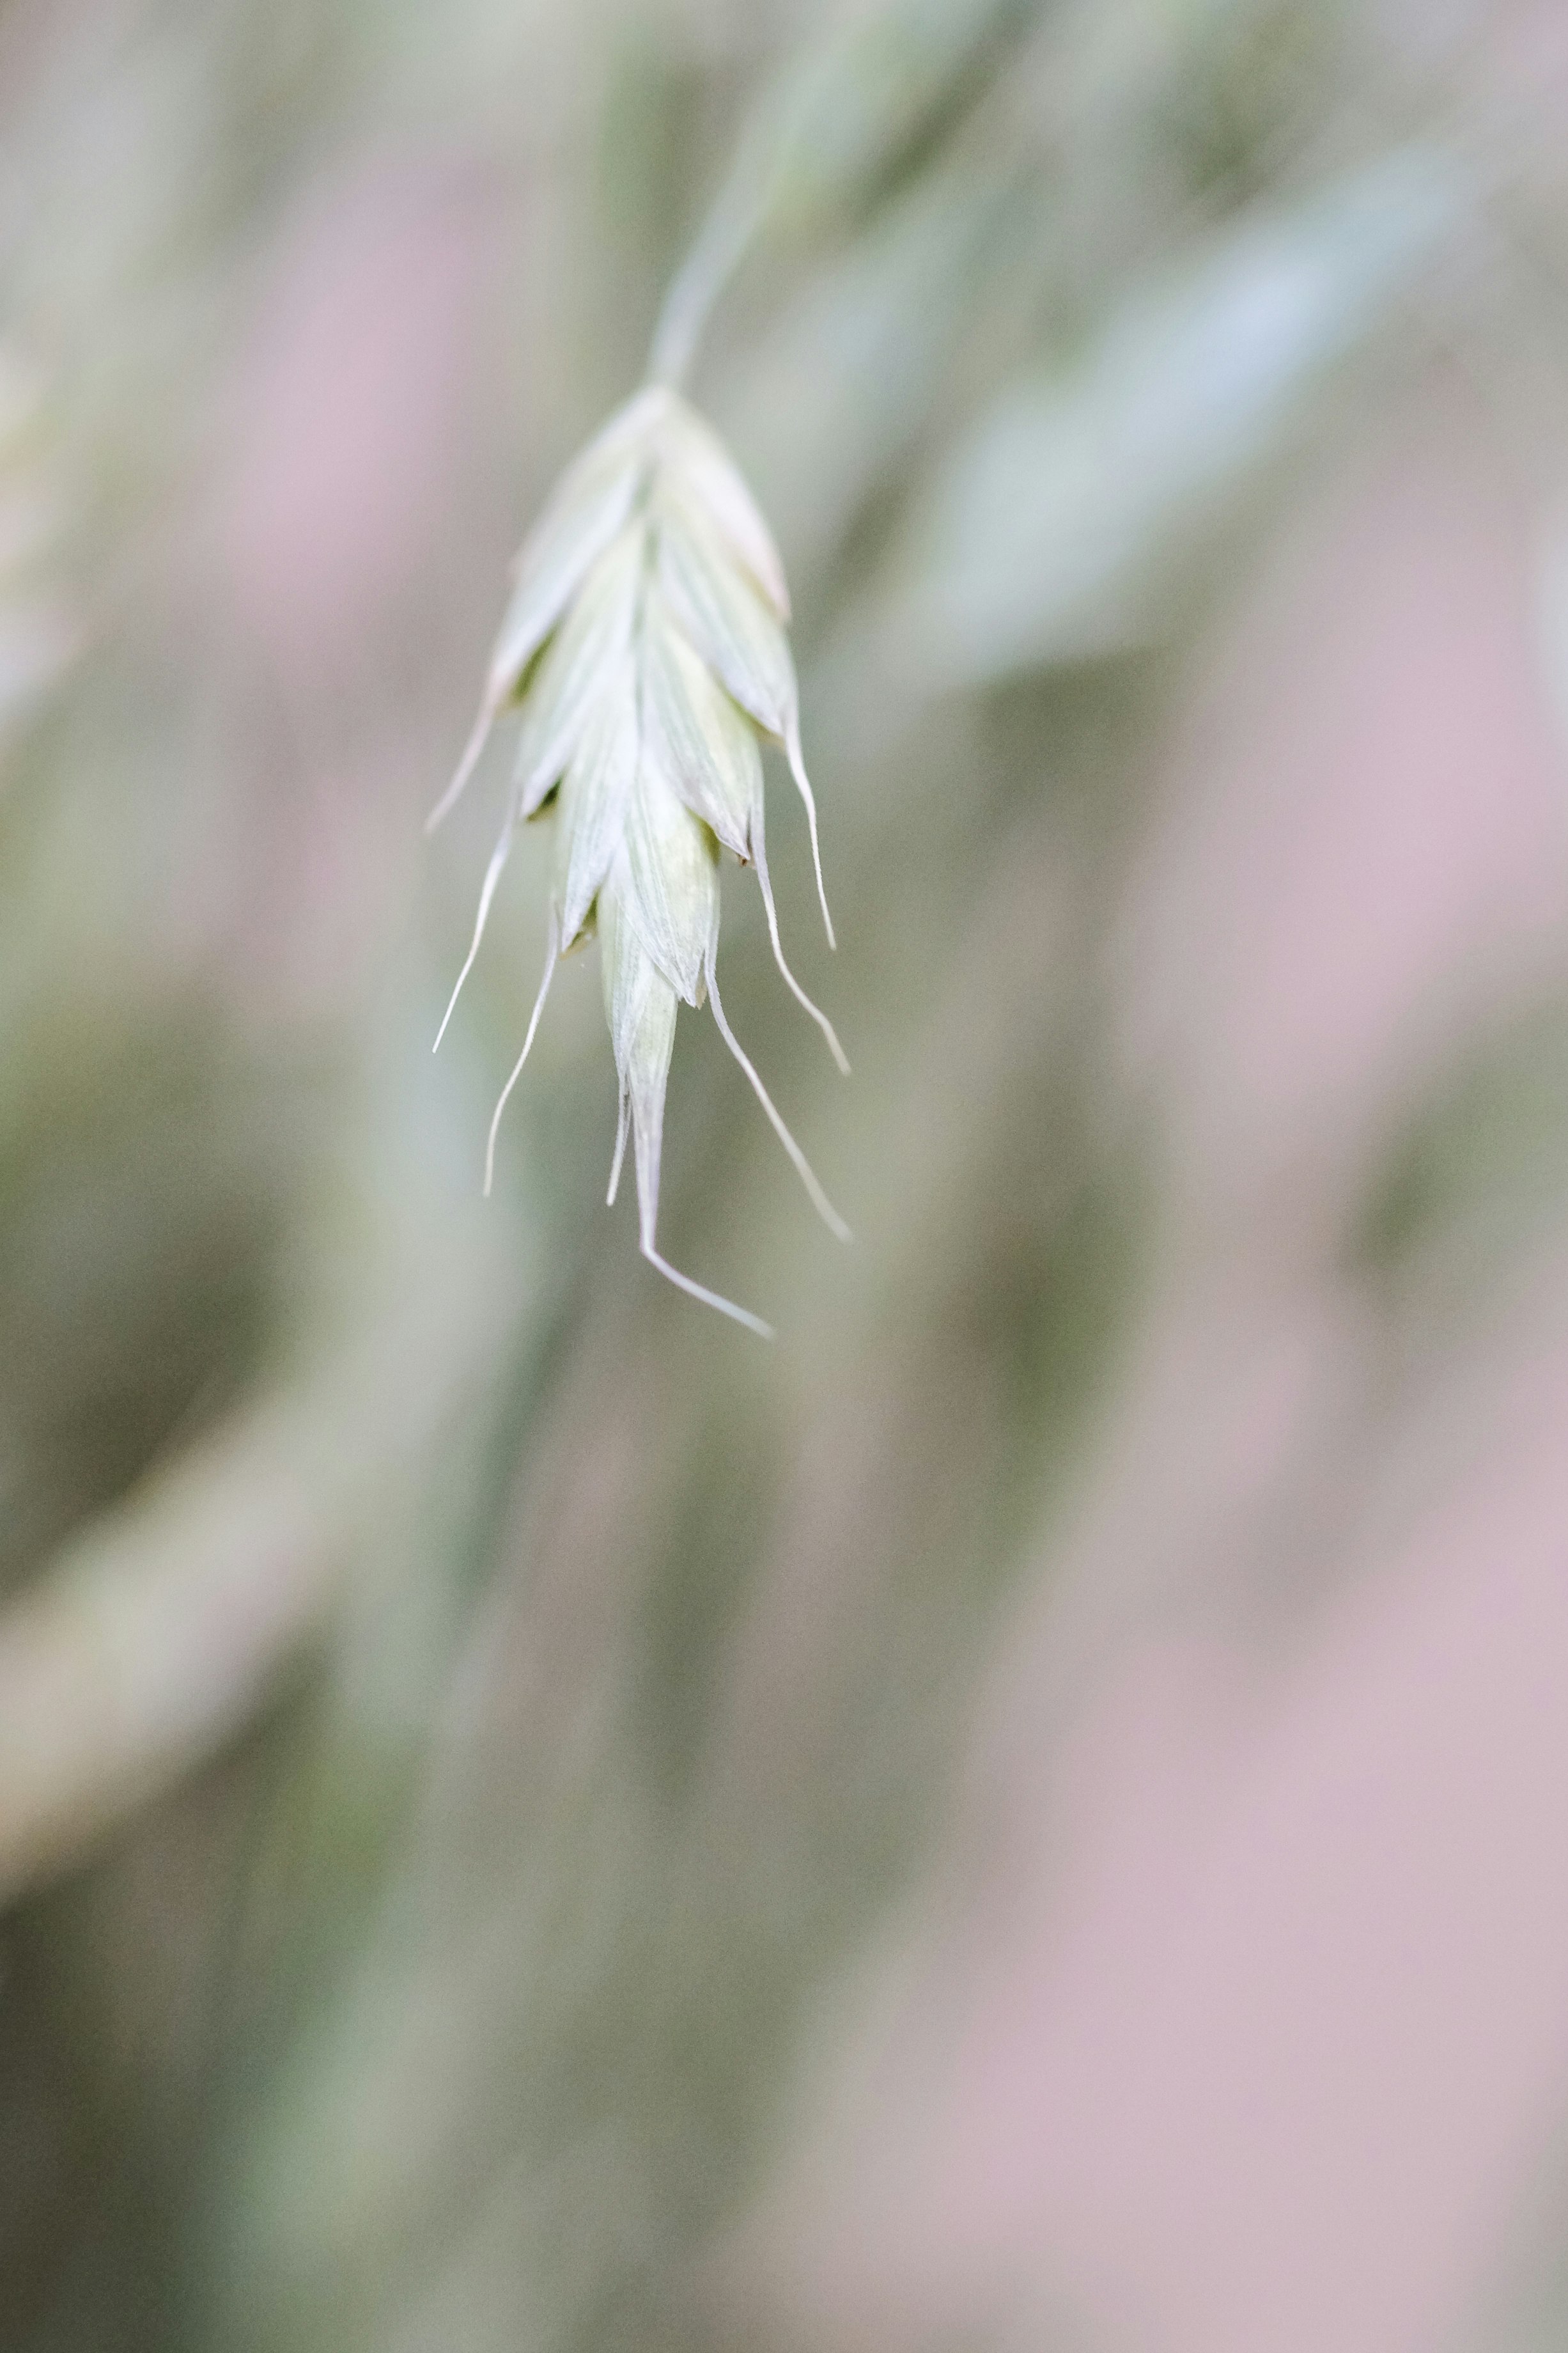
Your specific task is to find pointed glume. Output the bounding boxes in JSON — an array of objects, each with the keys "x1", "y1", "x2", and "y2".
[
  {"x1": 483, "y1": 917, "x2": 560, "y2": 1195},
  {"x1": 705, "y1": 953, "x2": 851, "y2": 1242}
]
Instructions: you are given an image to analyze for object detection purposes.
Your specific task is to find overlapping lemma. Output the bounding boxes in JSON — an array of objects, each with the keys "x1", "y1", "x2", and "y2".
[{"x1": 432, "y1": 385, "x2": 848, "y2": 1336}]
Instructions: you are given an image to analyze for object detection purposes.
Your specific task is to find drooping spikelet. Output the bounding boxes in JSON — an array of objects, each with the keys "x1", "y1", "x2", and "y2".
[{"x1": 431, "y1": 385, "x2": 849, "y2": 1336}]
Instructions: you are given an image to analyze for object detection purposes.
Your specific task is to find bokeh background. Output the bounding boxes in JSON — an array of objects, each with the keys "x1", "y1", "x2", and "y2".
[{"x1": 4, "y1": 1, "x2": 1568, "y2": 2347}]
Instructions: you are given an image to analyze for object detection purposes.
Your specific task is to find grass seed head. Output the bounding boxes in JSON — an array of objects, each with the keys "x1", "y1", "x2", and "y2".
[{"x1": 433, "y1": 386, "x2": 850, "y2": 1334}]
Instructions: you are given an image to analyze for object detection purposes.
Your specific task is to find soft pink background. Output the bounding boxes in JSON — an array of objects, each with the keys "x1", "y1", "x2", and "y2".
[{"x1": 724, "y1": 391, "x2": 1568, "y2": 2353}]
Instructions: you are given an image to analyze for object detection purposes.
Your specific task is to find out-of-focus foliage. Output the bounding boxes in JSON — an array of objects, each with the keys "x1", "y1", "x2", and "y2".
[
  {"x1": 883, "y1": 147, "x2": 1461, "y2": 679},
  {"x1": 3, "y1": 1, "x2": 1568, "y2": 2350}
]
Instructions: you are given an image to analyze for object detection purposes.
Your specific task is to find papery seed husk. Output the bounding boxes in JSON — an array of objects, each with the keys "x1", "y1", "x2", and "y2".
[
  {"x1": 655, "y1": 499, "x2": 797, "y2": 741},
  {"x1": 600, "y1": 880, "x2": 678, "y2": 1117},
  {"x1": 554, "y1": 383, "x2": 671, "y2": 505},
  {"x1": 639, "y1": 603, "x2": 762, "y2": 859},
  {"x1": 512, "y1": 525, "x2": 643, "y2": 812},
  {"x1": 600, "y1": 880, "x2": 677, "y2": 1251},
  {"x1": 554, "y1": 671, "x2": 637, "y2": 948},
  {"x1": 614, "y1": 742, "x2": 720, "y2": 1005},
  {"x1": 486, "y1": 457, "x2": 641, "y2": 706},
  {"x1": 660, "y1": 398, "x2": 791, "y2": 621}
]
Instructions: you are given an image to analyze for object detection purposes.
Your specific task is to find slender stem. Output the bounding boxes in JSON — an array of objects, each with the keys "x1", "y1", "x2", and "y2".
[{"x1": 647, "y1": 151, "x2": 770, "y2": 390}]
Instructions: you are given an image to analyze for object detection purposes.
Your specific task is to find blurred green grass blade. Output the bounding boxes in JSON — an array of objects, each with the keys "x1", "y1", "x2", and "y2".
[
  {"x1": 711, "y1": 163, "x2": 1016, "y2": 591},
  {"x1": 652, "y1": 0, "x2": 1039, "y2": 386},
  {"x1": 763, "y1": 0, "x2": 1041, "y2": 234},
  {"x1": 1353, "y1": 999, "x2": 1568, "y2": 1308},
  {"x1": 884, "y1": 148, "x2": 1466, "y2": 684}
]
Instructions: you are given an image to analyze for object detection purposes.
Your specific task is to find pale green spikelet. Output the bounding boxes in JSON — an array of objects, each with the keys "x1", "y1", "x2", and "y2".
[{"x1": 434, "y1": 386, "x2": 849, "y2": 1335}]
